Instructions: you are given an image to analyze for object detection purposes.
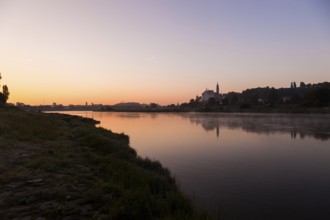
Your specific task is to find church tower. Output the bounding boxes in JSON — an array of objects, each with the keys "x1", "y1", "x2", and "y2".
[{"x1": 216, "y1": 82, "x2": 219, "y2": 94}]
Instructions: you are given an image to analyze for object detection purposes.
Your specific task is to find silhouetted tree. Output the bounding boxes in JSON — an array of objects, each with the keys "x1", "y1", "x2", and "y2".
[
  {"x1": 268, "y1": 88, "x2": 280, "y2": 105},
  {"x1": 290, "y1": 82, "x2": 297, "y2": 89},
  {"x1": 0, "y1": 73, "x2": 9, "y2": 104},
  {"x1": 300, "y1": 82, "x2": 306, "y2": 88},
  {"x1": 2, "y1": 85, "x2": 9, "y2": 103},
  {"x1": 149, "y1": 103, "x2": 159, "y2": 108},
  {"x1": 226, "y1": 92, "x2": 240, "y2": 105},
  {"x1": 304, "y1": 88, "x2": 330, "y2": 107},
  {"x1": 222, "y1": 97, "x2": 229, "y2": 105},
  {"x1": 206, "y1": 97, "x2": 217, "y2": 106},
  {"x1": 187, "y1": 99, "x2": 198, "y2": 107},
  {"x1": 231, "y1": 94, "x2": 239, "y2": 105},
  {"x1": 0, "y1": 94, "x2": 5, "y2": 103}
]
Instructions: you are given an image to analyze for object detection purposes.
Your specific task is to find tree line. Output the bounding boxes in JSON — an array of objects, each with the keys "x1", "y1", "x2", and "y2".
[
  {"x1": 181, "y1": 81, "x2": 330, "y2": 109},
  {"x1": 236, "y1": 81, "x2": 330, "y2": 107}
]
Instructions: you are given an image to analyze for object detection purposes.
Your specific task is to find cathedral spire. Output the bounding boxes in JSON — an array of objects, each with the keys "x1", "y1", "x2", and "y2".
[{"x1": 216, "y1": 82, "x2": 219, "y2": 94}]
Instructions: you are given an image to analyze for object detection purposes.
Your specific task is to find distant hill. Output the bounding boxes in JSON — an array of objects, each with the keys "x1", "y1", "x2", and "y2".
[{"x1": 112, "y1": 102, "x2": 146, "y2": 108}]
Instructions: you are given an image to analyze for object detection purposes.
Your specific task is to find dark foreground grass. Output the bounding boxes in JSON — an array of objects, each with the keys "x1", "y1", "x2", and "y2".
[{"x1": 0, "y1": 106, "x2": 213, "y2": 219}]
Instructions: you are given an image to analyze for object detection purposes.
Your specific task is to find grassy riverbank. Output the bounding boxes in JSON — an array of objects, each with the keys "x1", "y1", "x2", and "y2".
[{"x1": 0, "y1": 106, "x2": 212, "y2": 219}]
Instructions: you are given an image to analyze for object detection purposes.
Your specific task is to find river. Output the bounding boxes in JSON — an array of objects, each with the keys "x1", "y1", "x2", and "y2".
[{"x1": 54, "y1": 112, "x2": 330, "y2": 220}]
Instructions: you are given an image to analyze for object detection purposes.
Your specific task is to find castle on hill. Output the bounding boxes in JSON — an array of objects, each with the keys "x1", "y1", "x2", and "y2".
[{"x1": 196, "y1": 83, "x2": 223, "y2": 103}]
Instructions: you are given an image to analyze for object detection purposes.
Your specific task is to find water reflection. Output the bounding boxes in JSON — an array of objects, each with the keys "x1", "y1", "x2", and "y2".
[
  {"x1": 55, "y1": 111, "x2": 330, "y2": 220},
  {"x1": 184, "y1": 113, "x2": 330, "y2": 141},
  {"x1": 189, "y1": 116, "x2": 221, "y2": 138},
  {"x1": 61, "y1": 111, "x2": 330, "y2": 141}
]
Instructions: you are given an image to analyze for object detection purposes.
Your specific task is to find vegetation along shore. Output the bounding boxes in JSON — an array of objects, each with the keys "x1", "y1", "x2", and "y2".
[{"x1": 0, "y1": 106, "x2": 212, "y2": 219}]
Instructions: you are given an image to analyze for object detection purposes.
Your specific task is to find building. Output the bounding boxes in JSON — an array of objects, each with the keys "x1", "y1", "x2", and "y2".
[{"x1": 201, "y1": 83, "x2": 222, "y2": 103}]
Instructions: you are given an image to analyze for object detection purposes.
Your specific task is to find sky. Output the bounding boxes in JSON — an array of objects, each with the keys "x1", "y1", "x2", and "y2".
[{"x1": 0, "y1": 0, "x2": 329, "y2": 105}]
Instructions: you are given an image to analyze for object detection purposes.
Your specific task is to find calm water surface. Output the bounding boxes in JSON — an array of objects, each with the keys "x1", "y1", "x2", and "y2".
[{"x1": 59, "y1": 112, "x2": 330, "y2": 220}]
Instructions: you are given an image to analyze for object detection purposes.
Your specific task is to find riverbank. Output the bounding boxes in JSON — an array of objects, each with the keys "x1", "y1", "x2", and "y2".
[{"x1": 0, "y1": 106, "x2": 212, "y2": 219}]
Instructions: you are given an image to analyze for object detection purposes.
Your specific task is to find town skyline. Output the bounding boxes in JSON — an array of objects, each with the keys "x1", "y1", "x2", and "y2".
[
  {"x1": 1, "y1": 0, "x2": 329, "y2": 105},
  {"x1": 14, "y1": 80, "x2": 329, "y2": 110}
]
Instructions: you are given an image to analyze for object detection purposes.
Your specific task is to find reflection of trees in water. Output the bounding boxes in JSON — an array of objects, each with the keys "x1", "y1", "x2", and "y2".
[
  {"x1": 184, "y1": 113, "x2": 330, "y2": 141},
  {"x1": 117, "y1": 113, "x2": 142, "y2": 118},
  {"x1": 115, "y1": 113, "x2": 160, "y2": 119}
]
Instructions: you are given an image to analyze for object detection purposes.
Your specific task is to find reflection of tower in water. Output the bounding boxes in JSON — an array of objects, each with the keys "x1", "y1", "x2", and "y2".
[
  {"x1": 291, "y1": 129, "x2": 297, "y2": 139},
  {"x1": 197, "y1": 118, "x2": 221, "y2": 139}
]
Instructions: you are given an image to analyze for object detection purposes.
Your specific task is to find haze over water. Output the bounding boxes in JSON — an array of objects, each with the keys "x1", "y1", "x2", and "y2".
[{"x1": 60, "y1": 111, "x2": 330, "y2": 220}]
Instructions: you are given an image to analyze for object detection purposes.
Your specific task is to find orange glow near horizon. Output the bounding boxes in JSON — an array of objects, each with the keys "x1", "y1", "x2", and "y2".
[{"x1": 6, "y1": 76, "x2": 329, "y2": 106}]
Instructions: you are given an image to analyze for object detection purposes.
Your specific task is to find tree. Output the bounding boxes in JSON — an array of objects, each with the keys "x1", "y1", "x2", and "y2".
[
  {"x1": 149, "y1": 103, "x2": 159, "y2": 108},
  {"x1": 268, "y1": 88, "x2": 280, "y2": 105},
  {"x1": 305, "y1": 88, "x2": 330, "y2": 107},
  {"x1": 206, "y1": 97, "x2": 216, "y2": 106},
  {"x1": 0, "y1": 93, "x2": 5, "y2": 103},
  {"x1": 3, "y1": 85, "x2": 9, "y2": 102},
  {"x1": 230, "y1": 94, "x2": 239, "y2": 105},
  {"x1": 290, "y1": 82, "x2": 297, "y2": 89},
  {"x1": 0, "y1": 73, "x2": 9, "y2": 104},
  {"x1": 222, "y1": 97, "x2": 229, "y2": 105}
]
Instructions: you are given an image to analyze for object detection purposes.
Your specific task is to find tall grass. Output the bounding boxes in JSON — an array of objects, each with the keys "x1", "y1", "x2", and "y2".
[{"x1": 0, "y1": 106, "x2": 214, "y2": 219}]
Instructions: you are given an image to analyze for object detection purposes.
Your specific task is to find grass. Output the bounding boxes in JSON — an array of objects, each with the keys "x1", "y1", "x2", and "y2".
[{"x1": 0, "y1": 106, "x2": 213, "y2": 219}]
